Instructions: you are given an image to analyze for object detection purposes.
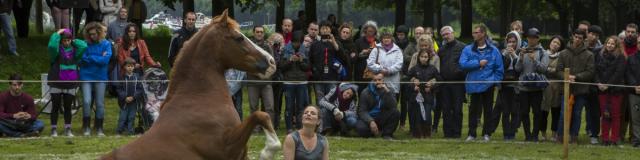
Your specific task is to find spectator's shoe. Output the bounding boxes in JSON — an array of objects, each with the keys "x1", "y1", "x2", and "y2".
[
  {"x1": 465, "y1": 136, "x2": 475, "y2": 142},
  {"x1": 21, "y1": 131, "x2": 40, "y2": 137},
  {"x1": 633, "y1": 142, "x2": 640, "y2": 148},
  {"x1": 483, "y1": 134, "x2": 490, "y2": 142},
  {"x1": 383, "y1": 136, "x2": 395, "y2": 141},
  {"x1": 83, "y1": 127, "x2": 91, "y2": 136},
  {"x1": 50, "y1": 128, "x2": 58, "y2": 137},
  {"x1": 590, "y1": 137, "x2": 599, "y2": 144},
  {"x1": 96, "y1": 128, "x2": 105, "y2": 137},
  {"x1": 10, "y1": 52, "x2": 19, "y2": 56},
  {"x1": 64, "y1": 127, "x2": 74, "y2": 137}
]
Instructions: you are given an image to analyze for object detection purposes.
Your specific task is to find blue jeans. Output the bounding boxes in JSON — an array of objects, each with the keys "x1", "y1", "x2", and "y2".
[
  {"x1": 558, "y1": 95, "x2": 587, "y2": 137},
  {"x1": 82, "y1": 82, "x2": 106, "y2": 119},
  {"x1": 117, "y1": 101, "x2": 138, "y2": 134},
  {"x1": 232, "y1": 89, "x2": 243, "y2": 120},
  {"x1": 284, "y1": 84, "x2": 309, "y2": 130},
  {"x1": 0, "y1": 13, "x2": 17, "y2": 53},
  {"x1": 313, "y1": 83, "x2": 337, "y2": 105},
  {"x1": 0, "y1": 120, "x2": 44, "y2": 137}
]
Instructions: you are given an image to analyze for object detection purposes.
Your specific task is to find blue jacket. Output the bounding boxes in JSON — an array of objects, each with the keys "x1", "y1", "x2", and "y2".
[
  {"x1": 459, "y1": 40, "x2": 504, "y2": 94},
  {"x1": 116, "y1": 73, "x2": 144, "y2": 107},
  {"x1": 80, "y1": 40, "x2": 112, "y2": 81}
]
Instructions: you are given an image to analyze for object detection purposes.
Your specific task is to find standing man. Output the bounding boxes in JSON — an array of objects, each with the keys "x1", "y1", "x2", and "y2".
[
  {"x1": 585, "y1": 25, "x2": 603, "y2": 144},
  {"x1": 459, "y1": 24, "x2": 504, "y2": 142},
  {"x1": 556, "y1": 29, "x2": 595, "y2": 143},
  {"x1": 247, "y1": 26, "x2": 276, "y2": 129},
  {"x1": 0, "y1": 0, "x2": 18, "y2": 56},
  {"x1": 107, "y1": 8, "x2": 129, "y2": 41},
  {"x1": 308, "y1": 21, "x2": 341, "y2": 105},
  {"x1": 282, "y1": 18, "x2": 294, "y2": 45},
  {"x1": 12, "y1": 0, "x2": 32, "y2": 38},
  {"x1": 437, "y1": 26, "x2": 466, "y2": 138},
  {"x1": 168, "y1": 12, "x2": 197, "y2": 68}
]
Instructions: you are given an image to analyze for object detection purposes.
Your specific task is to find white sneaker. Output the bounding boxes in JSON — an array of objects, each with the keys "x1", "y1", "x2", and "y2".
[
  {"x1": 65, "y1": 128, "x2": 74, "y2": 137},
  {"x1": 483, "y1": 135, "x2": 491, "y2": 142},
  {"x1": 83, "y1": 128, "x2": 91, "y2": 136},
  {"x1": 50, "y1": 128, "x2": 58, "y2": 137},
  {"x1": 466, "y1": 136, "x2": 475, "y2": 142},
  {"x1": 590, "y1": 137, "x2": 599, "y2": 144}
]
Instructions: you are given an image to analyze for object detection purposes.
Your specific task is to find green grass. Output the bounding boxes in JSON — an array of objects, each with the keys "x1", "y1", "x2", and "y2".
[{"x1": 1, "y1": 35, "x2": 639, "y2": 159}]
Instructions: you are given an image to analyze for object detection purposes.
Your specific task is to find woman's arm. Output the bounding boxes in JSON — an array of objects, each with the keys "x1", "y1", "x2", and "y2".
[
  {"x1": 283, "y1": 134, "x2": 295, "y2": 160},
  {"x1": 139, "y1": 40, "x2": 160, "y2": 67},
  {"x1": 322, "y1": 138, "x2": 329, "y2": 160}
]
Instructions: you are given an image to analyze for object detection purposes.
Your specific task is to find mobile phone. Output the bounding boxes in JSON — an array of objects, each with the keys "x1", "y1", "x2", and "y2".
[{"x1": 321, "y1": 34, "x2": 330, "y2": 40}]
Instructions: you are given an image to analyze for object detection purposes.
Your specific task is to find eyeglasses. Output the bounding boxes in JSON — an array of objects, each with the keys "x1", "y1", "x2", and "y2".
[
  {"x1": 441, "y1": 32, "x2": 451, "y2": 36},
  {"x1": 255, "y1": 31, "x2": 264, "y2": 33}
]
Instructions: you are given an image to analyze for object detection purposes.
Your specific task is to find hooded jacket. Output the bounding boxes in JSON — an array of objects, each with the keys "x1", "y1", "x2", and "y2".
[
  {"x1": 367, "y1": 43, "x2": 403, "y2": 94},
  {"x1": 556, "y1": 43, "x2": 595, "y2": 96},
  {"x1": 319, "y1": 83, "x2": 359, "y2": 119},
  {"x1": 459, "y1": 39, "x2": 504, "y2": 94},
  {"x1": 501, "y1": 31, "x2": 521, "y2": 85}
]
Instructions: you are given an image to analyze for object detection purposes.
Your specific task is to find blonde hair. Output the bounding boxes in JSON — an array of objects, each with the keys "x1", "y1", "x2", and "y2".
[
  {"x1": 603, "y1": 35, "x2": 626, "y2": 58},
  {"x1": 408, "y1": 35, "x2": 434, "y2": 70},
  {"x1": 83, "y1": 22, "x2": 107, "y2": 43}
]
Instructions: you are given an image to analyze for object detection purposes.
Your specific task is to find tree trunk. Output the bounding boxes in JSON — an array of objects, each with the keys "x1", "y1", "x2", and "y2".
[
  {"x1": 460, "y1": 0, "x2": 472, "y2": 39},
  {"x1": 183, "y1": 0, "x2": 195, "y2": 16},
  {"x1": 422, "y1": 0, "x2": 433, "y2": 28},
  {"x1": 499, "y1": 0, "x2": 508, "y2": 36},
  {"x1": 337, "y1": 0, "x2": 343, "y2": 24},
  {"x1": 35, "y1": 0, "x2": 43, "y2": 34},
  {"x1": 435, "y1": 0, "x2": 443, "y2": 29},
  {"x1": 212, "y1": 0, "x2": 234, "y2": 18},
  {"x1": 304, "y1": 0, "x2": 317, "y2": 24},
  {"x1": 395, "y1": 0, "x2": 407, "y2": 28},
  {"x1": 276, "y1": 0, "x2": 285, "y2": 33}
]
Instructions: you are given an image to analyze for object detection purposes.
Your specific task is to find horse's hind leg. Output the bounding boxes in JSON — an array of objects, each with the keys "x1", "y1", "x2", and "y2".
[{"x1": 225, "y1": 111, "x2": 281, "y2": 160}]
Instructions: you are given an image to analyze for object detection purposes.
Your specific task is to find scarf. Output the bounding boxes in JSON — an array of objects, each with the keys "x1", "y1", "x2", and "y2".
[
  {"x1": 366, "y1": 36, "x2": 376, "y2": 48},
  {"x1": 336, "y1": 87, "x2": 351, "y2": 111},
  {"x1": 383, "y1": 43, "x2": 394, "y2": 52}
]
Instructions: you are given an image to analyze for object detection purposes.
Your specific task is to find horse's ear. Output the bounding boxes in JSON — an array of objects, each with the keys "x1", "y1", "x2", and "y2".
[{"x1": 219, "y1": 9, "x2": 229, "y2": 27}]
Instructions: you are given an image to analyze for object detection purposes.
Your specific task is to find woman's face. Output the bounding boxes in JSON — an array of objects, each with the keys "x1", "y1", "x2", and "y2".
[
  {"x1": 506, "y1": 37, "x2": 517, "y2": 50},
  {"x1": 419, "y1": 42, "x2": 432, "y2": 52},
  {"x1": 382, "y1": 37, "x2": 393, "y2": 45},
  {"x1": 365, "y1": 27, "x2": 376, "y2": 37},
  {"x1": 605, "y1": 38, "x2": 616, "y2": 52},
  {"x1": 302, "y1": 107, "x2": 320, "y2": 127},
  {"x1": 128, "y1": 27, "x2": 137, "y2": 40},
  {"x1": 419, "y1": 52, "x2": 430, "y2": 65},
  {"x1": 341, "y1": 89, "x2": 354, "y2": 100},
  {"x1": 549, "y1": 38, "x2": 561, "y2": 52},
  {"x1": 89, "y1": 29, "x2": 100, "y2": 41},
  {"x1": 340, "y1": 28, "x2": 351, "y2": 40},
  {"x1": 61, "y1": 38, "x2": 72, "y2": 47}
]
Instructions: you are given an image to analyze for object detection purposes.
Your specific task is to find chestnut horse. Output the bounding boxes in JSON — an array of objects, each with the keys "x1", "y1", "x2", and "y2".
[{"x1": 101, "y1": 10, "x2": 280, "y2": 159}]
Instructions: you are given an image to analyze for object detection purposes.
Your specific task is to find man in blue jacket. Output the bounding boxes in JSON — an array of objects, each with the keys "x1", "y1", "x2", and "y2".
[{"x1": 459, "y1": 24, "x2": 504, "y2": 142}]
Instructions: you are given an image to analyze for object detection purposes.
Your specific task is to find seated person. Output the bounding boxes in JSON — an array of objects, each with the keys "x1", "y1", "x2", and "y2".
[
  {"x1": 283, "y1": 105, "x2": 329, "y2": 160},
  {"x1": 355, "y1": 73, "x2": 400, "y2": 140},
  {"x1": 0, "y1": 74, "x2": 44, "y2": 137},
  {"x1": 318, "y1": 83, "x2": 358, "y2": 136}
]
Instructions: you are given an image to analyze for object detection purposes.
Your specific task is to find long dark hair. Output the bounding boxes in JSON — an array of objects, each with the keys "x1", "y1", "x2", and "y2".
[
  {"x1": 549, "y1": 35, "x2": 566, "y2": 53},
  {"x1": 122, "y1": 23, "x2": 141, "y2": 49}
]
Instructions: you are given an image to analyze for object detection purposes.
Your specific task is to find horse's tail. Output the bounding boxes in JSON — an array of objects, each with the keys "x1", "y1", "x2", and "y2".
[{"x1": 225, "y1": 111, "x2": 281, "y2": 160}]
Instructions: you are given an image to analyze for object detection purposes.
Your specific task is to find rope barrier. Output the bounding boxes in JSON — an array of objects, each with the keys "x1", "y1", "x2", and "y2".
[{"x1": 1, "y1": 79, "x2": 639, "y2": 88}]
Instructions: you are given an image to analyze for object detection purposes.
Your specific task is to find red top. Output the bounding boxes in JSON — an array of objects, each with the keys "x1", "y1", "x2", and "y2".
[
  {"x1": 284, "y1": 32, "x2": 293, "y2": 45},
  {"x1": 625, "y1": 44, "x2": 638, "y2": 57},
  {"x1": 0, "y1": 91, "x2": 37, "y2": 120}
]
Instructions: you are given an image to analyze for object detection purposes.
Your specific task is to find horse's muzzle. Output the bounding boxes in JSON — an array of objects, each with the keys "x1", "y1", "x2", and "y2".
[{"x1": 255, "y1": 57, "x2": 276, "y2": 79}]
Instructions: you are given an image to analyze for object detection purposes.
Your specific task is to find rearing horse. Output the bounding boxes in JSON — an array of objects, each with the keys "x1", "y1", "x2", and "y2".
[{"x1": 101, "y1": 10, "x2": 280, "y2": 160}]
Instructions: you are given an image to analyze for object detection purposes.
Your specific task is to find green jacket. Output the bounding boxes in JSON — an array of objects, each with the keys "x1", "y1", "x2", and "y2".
[
  {"x1": 556, "y1": 43, "x2": 594, "y2": 96},
  {"x1": 48, "y1": 33, "x2": 88, "y2": 70}
]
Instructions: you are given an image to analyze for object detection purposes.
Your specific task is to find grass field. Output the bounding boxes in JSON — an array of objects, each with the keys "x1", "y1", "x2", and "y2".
[{"x1": 0, "y1": 35, "x2": 639, "y2": 159}]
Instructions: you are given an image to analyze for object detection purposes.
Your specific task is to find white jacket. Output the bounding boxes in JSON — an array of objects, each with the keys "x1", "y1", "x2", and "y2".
[{"x1": 367, "y1": 43, "x2": 403, "y2": 93}]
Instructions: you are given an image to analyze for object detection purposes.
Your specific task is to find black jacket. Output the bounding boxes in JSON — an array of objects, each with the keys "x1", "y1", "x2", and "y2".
[
  {"x1": 407, "y1": 64, "x2": 442, "y2": 103},
  {"x1": 358, "y1": 85, "x2": 397, "y2": 123},
  {"x1": 595, "y1": 51, "x2": 626, "y2": 93},
  {"x1": 308, "y1": 41, "x2": 342, "y2": 81},
  {"x1": 626, "y1": 52, "x2": 640, "y2": 95},
  {"x1": 168, "y1": 27, "x2": 198, "y2": 68},
  {"x1": 0, "y1": 0, "x2": 13, "y2": 13},
  {"x1": 437, "y1": 39, "x2": 466, "y2": 81},
  {"x1": 338, "y1": 38, "x2": 356, "y2": 80},
  {"x1": 354, "y1": 37, "x2": 377, "y2": 81}
]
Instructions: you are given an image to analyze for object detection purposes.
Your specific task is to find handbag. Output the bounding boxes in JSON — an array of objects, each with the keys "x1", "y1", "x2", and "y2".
[{"x1": 362, "y1": 48, "x2": 379, "y2": 79}]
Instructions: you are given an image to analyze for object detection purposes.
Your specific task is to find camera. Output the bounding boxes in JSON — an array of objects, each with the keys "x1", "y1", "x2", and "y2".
[{"x1": 321, "y1": 34, "x2": 331, "y2": 40}]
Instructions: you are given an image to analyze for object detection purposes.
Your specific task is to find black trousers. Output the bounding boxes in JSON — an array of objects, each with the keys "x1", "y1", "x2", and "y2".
[
  {"x1": 541, "y1": 107, "x2": 561, "y2": 133},
  {"x1": 400, "y1": 83, "x2": 412, "y2": 126},
  {"x1": 355, "y1": 109, "x2": 400, "y2": 138},
  {"x1": 50, "y1": 93, "x2": 75, "y2": 126},
  {"x1": 490, "y1": 86, "x2": 519, "y2": 137},
  {"x1": 439, "y1": 83, "x2": 465, "y2": 138},
  {"x1": 72, "y1": 7, "x2": 98, "y2": 35},
  {"x1": 272, "y1": 82, "x2": 283, "y2": 130},
  {"x1": 585, "y1": 92, "x2": 600, "y2": 138},
  {"x1": 468, "y1": 87, "x2": 494, "y2": 137},
  {"x1": 520, "y1": 90, "x2": 543, "y2": 140},
  {"x1": 12, "y1": 0, "x2": 32, "y2": 38}
]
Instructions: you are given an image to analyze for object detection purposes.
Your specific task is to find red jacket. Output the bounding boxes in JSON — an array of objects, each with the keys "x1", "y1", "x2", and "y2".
[
  {"x1": 0, "y1": 91, "x2": 37, "y2": 121},
  {"x1": 116, "y1": 38, "x2": 159, "y2": 68}
]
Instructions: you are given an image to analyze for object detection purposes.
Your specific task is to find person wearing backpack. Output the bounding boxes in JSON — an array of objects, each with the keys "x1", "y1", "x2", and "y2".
[{"x1": 515, "y1": 28, "x2": 550, "y2": 142}]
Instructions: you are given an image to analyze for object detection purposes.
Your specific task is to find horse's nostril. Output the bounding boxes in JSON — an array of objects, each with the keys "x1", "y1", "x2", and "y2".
[{"x1": 268, "y1": 59, "x2": 275, "y2": 65}]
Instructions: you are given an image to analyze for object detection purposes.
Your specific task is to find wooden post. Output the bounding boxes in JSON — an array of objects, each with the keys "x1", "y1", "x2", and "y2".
[{"x1": 563, "y1": 68, "x2": 571, "y2": 159}]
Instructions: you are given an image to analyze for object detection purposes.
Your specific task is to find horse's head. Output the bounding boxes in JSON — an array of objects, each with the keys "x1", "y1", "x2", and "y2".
[{"x1": 206, "y1": 9, "x2": 276, "y2": 79}]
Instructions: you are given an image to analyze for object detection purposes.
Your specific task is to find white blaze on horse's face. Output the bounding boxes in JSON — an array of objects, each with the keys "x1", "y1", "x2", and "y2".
[{"x1": 237, "y1": 30, "x2": 276, "y2": 79}]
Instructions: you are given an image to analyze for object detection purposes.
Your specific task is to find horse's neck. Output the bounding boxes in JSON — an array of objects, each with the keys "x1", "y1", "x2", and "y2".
[{"x1": 169, "y1": 66, "x2": 229, "y2": 102}]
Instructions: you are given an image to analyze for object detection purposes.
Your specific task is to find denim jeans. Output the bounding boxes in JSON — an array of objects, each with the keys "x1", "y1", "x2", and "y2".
[
  {"x1": 82, "y1": 82, "x2": 106, "y2": 119},
  {"x1": 117, "y1": 101, "x2": 138, "y2": 134},
  {"x1": 0, "y1": 120, "x2": 44, "y2": 137},
  {"x1": 0, "y1": 13, "x2": 17, "y2": 53},
  {"x1": 284, "y1": 84, "x2": 309, "y2": 130},
  {"x1": 232, "y1": 89, "x2": 243, "y2": 120},
  {"x1": 558, "y1": 95, "x2": 587, "y2": 136}
]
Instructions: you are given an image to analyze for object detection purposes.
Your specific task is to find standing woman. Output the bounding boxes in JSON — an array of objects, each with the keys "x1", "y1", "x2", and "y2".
[
  {"x1": 46, "y1": 0, "x2": 71, "y2": 29},
  {"x1": 100, "y1": 0, "x2": 122, "y2": 25},
  {"x1": 367, "y1": 32, "x2": 403, "y2": 97},
  {"x1": 283, "y1": 105, "x2": 329, "y2": 160},
  {"x1": 595, "y1": 36, "x2": 627, "y2": 145},
  {"x1": 541, "y1": 35, "x2": 565, "y2": 141},
  {"x1": 80, "y1": 22, "x2": 112, "y2": 136},
  {"x1": 116, "y1": 23, "x2": 161, "y2": 75},
  {"x1": 47, "y1": 28, "x2": 87, "y2": 137}
]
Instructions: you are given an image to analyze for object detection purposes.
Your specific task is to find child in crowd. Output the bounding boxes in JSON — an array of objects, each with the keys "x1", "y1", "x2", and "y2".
[
  {"x1": 407, "y1": 49, "x2": 442, "y2": 138},
  {"x1": 116, "y1": 58, "x2": 144, "y2": 135}
]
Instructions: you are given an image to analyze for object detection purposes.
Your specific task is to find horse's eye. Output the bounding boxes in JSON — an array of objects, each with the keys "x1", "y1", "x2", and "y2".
[{"x1": 234, "y1": 36, "x2": 244, "y2": 42}]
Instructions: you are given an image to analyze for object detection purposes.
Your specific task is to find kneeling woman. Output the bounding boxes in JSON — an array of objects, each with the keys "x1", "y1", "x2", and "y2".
[
  {"x1": 318, "y1": 83, "x2": 358, "y2": 135},
  {"x1": 283, "y1": 106, "x2": 329, "y2": 160}
]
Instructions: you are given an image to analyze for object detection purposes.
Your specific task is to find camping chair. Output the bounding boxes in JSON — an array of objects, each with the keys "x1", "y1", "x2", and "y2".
[{"x1": 37, "y1": 74, "x2": 83, "y2": 115}]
